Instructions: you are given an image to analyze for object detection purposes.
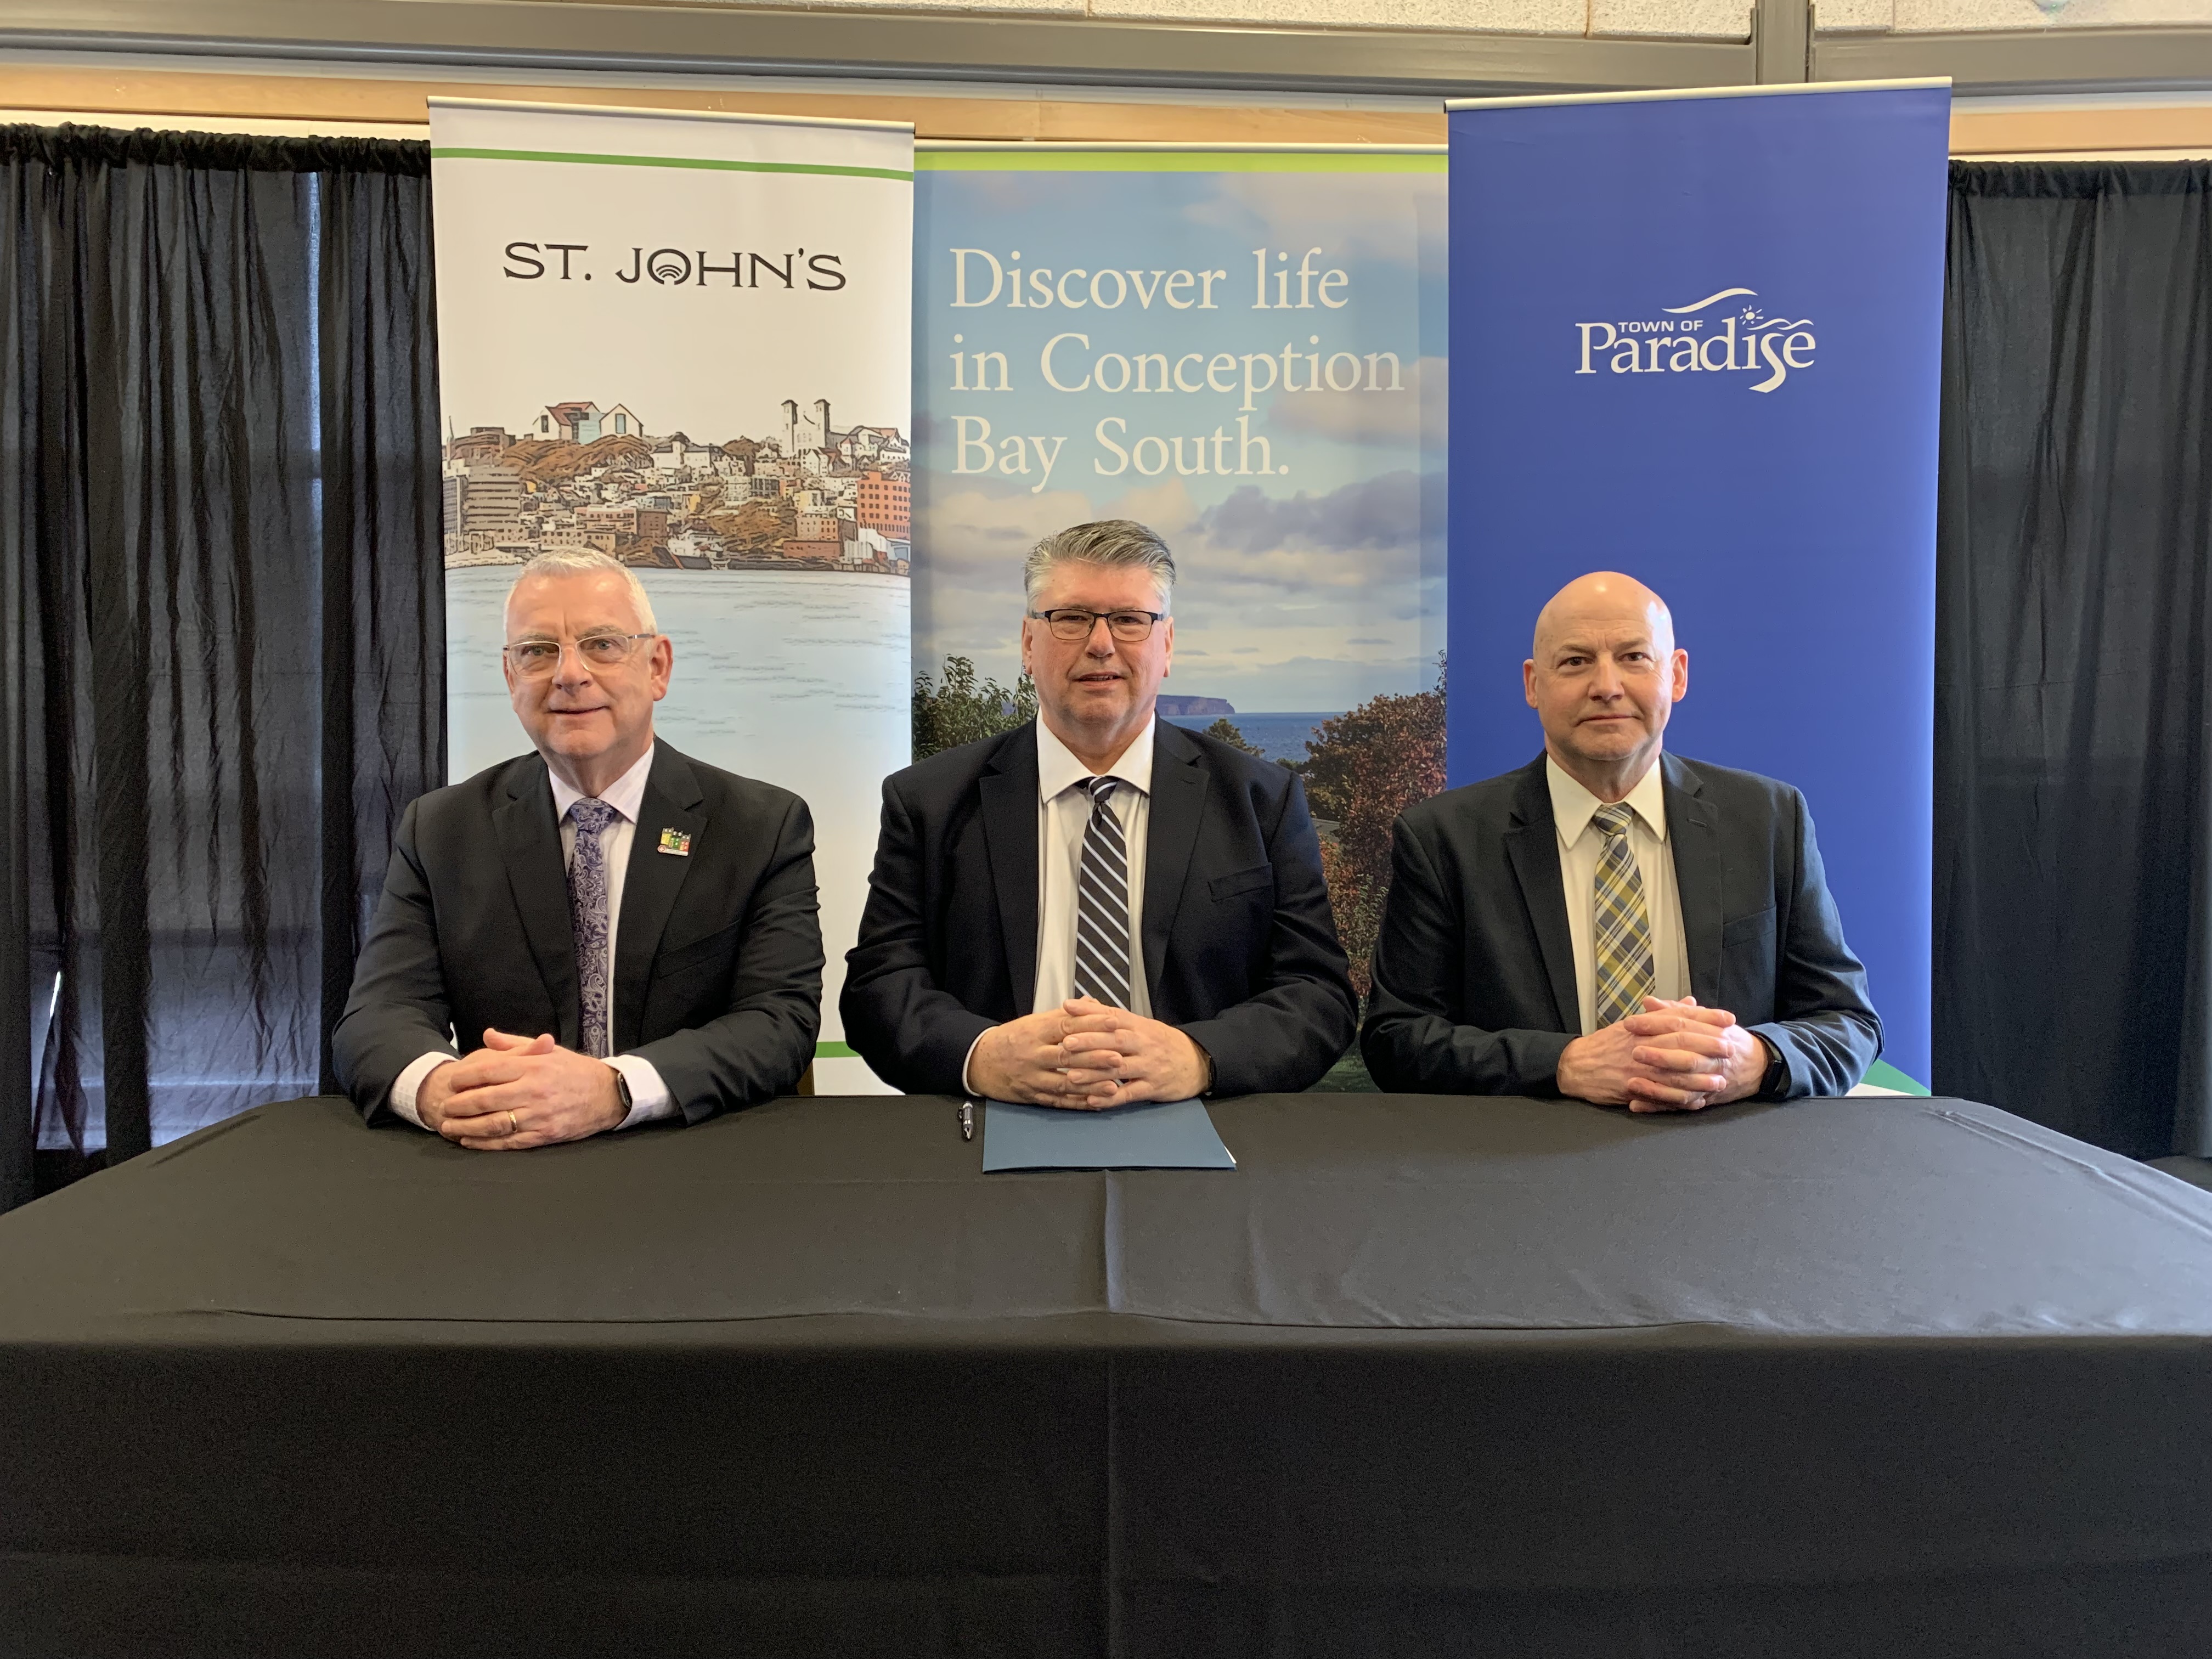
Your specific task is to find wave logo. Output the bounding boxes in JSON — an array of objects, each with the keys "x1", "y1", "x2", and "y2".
[{"x1": 1575, "y1": 287, "x2": 1815, "y2": 394}]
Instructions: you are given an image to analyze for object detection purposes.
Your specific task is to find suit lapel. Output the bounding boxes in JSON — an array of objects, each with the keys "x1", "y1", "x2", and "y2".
[
  {"x1": 492, "y1": 757, "x2": 581, "y2": 1048},
  {"x1": 613, "y1": 746, "x2": 706, "y2": 1051},
  {"x1": 1664, "y1": 753, "x2": 1724, "y2": 1003},
  {"x1": 1504, "y1": 756, "x2": 1581, "y2": 1033},
  {"x1": 979, "y1": 726, "x2": 1041, "y2": 1015},
  {"x1": 1142, "y1": 723, "x2": 1207, "y2": 1000}
]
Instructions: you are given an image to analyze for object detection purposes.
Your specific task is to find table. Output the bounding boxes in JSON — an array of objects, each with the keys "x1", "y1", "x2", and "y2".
[{"x1": 1, "y1": 1092, "x2": 2208, "y2": 1658}]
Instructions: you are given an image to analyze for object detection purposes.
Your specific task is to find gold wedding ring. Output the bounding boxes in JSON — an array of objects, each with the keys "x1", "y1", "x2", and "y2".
[{"x1": 507, "y1": 1110, "x2": 520, "y2": 1136}]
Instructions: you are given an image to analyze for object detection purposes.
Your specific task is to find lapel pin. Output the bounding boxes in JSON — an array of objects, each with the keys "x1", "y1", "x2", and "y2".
[{"x1": 657, "y1": 827, "x2": 693, "y2": 857}]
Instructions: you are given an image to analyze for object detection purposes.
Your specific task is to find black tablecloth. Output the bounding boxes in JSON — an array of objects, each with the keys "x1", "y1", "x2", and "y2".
[{"x1": 2, "y1": 1092, "x2": 2208, "y2": 1657}]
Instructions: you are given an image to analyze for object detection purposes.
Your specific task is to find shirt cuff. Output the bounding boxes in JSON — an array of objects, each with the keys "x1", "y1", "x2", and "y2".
[
  {"x1": 389, "y1": 1050, "x2": 457, "y2": 1129},
  {"x1": 608, "y1": 1054, "x2": 678, "y2": 1128},
  {"x1": 960, "y1": 1031, "x2": 989, "y2": 1098}
]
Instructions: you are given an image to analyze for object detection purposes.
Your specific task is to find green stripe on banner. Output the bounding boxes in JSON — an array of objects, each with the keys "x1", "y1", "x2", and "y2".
[
  {"x1": 815, "y1": 1041, "x2": 859, "y2": 1060},
  {"x1": 428, "y1": 147, "x2": 913, "y2": 182},
  {"x1": 1861, "y1": 1059, "x2": 1931, "y2": 1096},
  {"x1": 915, "y1": 150, "x2": 1446, "y2": 174}
]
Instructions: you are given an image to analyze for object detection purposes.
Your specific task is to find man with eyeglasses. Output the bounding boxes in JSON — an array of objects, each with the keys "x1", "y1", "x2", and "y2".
[
  {"x1": 332, "y1": 548, "x2": 823, "y2": 1148},
  {"x1": 843, "y1": 519, "x2": 1356, "y2": 1105}
]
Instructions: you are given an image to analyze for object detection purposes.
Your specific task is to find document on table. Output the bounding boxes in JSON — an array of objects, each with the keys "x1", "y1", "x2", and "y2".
[{"x1": 981, "y1": 1097, "x2": 1237, "y2": 1171}]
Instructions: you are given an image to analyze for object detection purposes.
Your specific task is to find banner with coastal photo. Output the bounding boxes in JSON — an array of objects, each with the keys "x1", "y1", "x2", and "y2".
[
  {"x1": 428, "y1": 98, "x2": 914, "y2": 1092},
  {"x1": 911, "y1": 144, "x2": 1447, "y2": 1078},
  {"x1": 1446, "y1": 82, "x2": 1950, "y2": 1093}
]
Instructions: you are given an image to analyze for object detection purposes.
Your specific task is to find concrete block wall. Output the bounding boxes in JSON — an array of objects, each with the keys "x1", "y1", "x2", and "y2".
[
  {"x1": 651, "y1": 0, "x2": 2212, "y2": 41},
  {"x1": 1881, "y1": 0, "x2": 2212, "y2": 29}
]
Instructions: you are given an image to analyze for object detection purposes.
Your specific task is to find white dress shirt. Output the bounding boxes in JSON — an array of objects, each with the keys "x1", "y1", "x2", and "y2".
[
  {"x1": 388, "y1": 744, "x2": 676, "y2": 1130},
  {"x1": 1547, "y1": 755, "x2": 1692, "y2": 1036},
  {"x1": 961, "y1": 716, "x2": 1155, "y2": 1092}
]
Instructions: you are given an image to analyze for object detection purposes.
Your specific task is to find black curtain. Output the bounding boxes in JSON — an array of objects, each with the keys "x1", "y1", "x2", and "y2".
[
  {"x1": 8, "y1": 137, "x2": 2212, "y2": 1205},
  {"x1": 0, "y1": 125, "x2": 442, "y2": 1211},
  {"x1": 1937, "y1": 161, "x2": 2212, "y2": 1160}
]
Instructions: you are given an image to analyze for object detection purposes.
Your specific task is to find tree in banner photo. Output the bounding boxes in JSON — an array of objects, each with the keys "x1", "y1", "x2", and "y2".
[{"x1": 912, "y1": 148, "x2": 1446, "y2": 1084}]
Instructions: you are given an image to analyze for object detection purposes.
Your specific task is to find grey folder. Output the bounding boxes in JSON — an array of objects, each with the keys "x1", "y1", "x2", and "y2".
[{"x1": 981, "y1": 1097, "x2": 1237, "y2": 1171}]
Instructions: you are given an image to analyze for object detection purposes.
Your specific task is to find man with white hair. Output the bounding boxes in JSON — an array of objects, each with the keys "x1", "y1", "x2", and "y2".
[
  {"x1": 334, "y1": 549, "x2": 822, "y2": 1147},
  {"x1": 843, "y1": 519, "x2": 1357, "y2": 1103}
]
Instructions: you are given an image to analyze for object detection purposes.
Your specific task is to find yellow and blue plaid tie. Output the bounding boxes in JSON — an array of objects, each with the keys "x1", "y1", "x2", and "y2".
[{"x1": 1591, "y1": 802, "x2": 1657, "y2": 1030}]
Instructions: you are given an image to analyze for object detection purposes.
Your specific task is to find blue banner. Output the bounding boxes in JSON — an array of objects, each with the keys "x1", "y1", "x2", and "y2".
[{"x1": 1446, "y1": 83, "x2": 1950, "y2": 1092}]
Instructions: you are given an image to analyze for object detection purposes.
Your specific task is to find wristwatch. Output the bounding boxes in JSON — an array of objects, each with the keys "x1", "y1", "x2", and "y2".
[
  {"x1": 1754, "y1": 1034, "x2": 1786, "y2": 1098},
  {"x1": 608, "y1": 1065, "x2": 633, "y2": 1117}
]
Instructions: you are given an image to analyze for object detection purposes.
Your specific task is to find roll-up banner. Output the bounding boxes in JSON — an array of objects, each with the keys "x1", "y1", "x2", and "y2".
[
  {"x1": 1446, "y1": 81, "x2": 1948, "y2": 1093},
  {"x1": 912, "y1": 144, "x2": 1447, "y2": 1063},
  {"x1": 427, "y1": 99, "x2": 914, "y2": 1092}
]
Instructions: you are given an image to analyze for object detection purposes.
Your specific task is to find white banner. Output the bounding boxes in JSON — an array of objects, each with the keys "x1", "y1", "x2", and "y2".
[{"x1": 428, "y1": 98, "x2": 913, "y2": 1092}]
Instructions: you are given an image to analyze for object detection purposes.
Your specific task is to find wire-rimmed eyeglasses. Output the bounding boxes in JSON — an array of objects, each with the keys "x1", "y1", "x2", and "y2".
[{"x1": 502, "y1": 632, "x2": 658, "y2": 678}]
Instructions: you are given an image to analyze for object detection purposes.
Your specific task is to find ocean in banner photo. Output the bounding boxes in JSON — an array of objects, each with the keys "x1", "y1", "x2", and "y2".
[
  {"x1": 1160, "y1": 710, "x2": 1338, "y2": 763},
  {"x1": 447, "y1": 563, "x2": 911, "y2": 772}
]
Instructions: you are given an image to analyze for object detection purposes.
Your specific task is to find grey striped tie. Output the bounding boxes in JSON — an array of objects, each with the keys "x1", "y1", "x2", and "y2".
[{"x1": 1073, "y1": 776, "x2": 1133, "y2": 1009}]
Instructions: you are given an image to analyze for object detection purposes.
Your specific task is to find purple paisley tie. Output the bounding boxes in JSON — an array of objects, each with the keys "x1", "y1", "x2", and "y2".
[{"x1": 567, "y1": 799, "x2": 620, "y2": 1058}]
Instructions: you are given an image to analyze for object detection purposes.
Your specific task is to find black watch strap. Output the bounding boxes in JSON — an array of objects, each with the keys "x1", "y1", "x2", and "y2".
[{"x1": 1756, "y1": 1036, "x2": 1788, "y2": 1099}]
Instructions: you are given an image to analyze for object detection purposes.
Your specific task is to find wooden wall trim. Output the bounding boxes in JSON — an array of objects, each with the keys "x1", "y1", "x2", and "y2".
[
  {"x1": 4, "y1": 63, "x2": 2208, "y2": 157},
  {"x1": 1949, "y1": 104, "x2": 2212, "y2": 158},
  {"x1": 0, "y1": 66, "x2": 1448, "y2": 144}
]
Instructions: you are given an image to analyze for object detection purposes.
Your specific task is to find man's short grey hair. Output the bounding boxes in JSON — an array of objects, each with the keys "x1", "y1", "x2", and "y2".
[
  {"x1": 1023, "y1": 520, "x2": 1177, "y2": 611},
  {"x1": 506, "y1": 548, "x2": 658, "y2": 634}
]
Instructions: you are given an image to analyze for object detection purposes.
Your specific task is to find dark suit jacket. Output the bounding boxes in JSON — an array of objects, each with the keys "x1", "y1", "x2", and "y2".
[
  {"x1": 1361, "y1": 752, "x2": 1881, "y2": 1099},
  {"x1": 332, "y1": 743, "x2": 823, "y2": 1125},
  {"x1": 840, "y1": 719, "x2": 1358, "y2": 1096}
]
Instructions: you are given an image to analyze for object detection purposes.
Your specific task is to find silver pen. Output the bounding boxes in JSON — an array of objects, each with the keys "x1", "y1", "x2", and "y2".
[{"x1": 959, "y1": 1099, "x2": 975, "y2": 1141}]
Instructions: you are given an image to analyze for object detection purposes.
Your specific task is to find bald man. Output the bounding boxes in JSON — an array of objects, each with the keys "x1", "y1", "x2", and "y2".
[{"x1": 1361, "y1": 573, "x2": 1880, "y2": 1107}]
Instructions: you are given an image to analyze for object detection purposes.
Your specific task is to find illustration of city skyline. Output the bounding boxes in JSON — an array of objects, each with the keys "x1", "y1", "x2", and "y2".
[{"x1": 439, "y1": 393, "x2": 911, "y2": 578}]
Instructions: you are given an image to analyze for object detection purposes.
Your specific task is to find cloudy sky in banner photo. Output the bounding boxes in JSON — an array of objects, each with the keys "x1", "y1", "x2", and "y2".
[{"x1": 913, "y1": 159, "x2": 1446, "y2": 715}]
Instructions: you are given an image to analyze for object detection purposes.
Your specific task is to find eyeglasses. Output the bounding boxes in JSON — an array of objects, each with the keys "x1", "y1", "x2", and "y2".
[
  {"x1": 502, "y1": 632, "x2": 657, "y2": 678},
  {"x1": 1028, "y1": 608, "x2": 1167, "y2": 643}
]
